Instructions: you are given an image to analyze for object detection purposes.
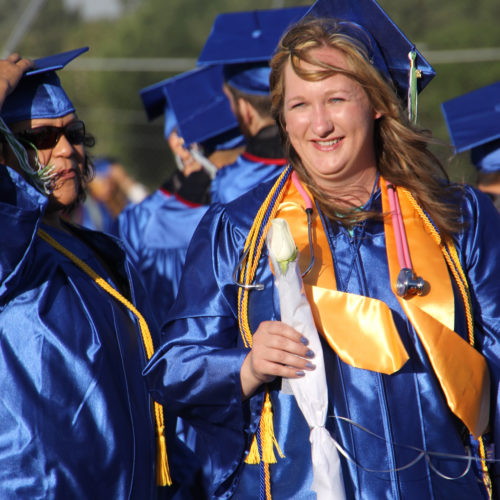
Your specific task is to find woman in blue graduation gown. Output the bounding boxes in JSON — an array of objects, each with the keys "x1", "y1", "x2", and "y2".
[
  {"x1": 0, "y1": 52, "x2": 191, "y2": 499},
  {"x1": 145, "y1": 11, "x2": 500, "y2": 500}
]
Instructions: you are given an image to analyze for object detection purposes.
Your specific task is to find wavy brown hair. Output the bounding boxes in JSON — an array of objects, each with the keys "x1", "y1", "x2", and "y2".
[{"x1": 270, "y1": 17, "x2": 462, "y2": 239}]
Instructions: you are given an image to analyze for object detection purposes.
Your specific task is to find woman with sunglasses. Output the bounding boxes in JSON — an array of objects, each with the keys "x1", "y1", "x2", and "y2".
[
  {"x1": 0, "y1": 52, "x2": 196, "y2": 499},
  {"x1": 144, "y1": 4, "x2": 500, "y2": 500}
]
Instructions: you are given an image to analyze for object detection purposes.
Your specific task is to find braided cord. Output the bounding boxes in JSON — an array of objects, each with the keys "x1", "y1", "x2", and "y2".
[
  {"x1": 236, "y1": 166, "x2": 291, "y2": 500},
  {"x1": 401, "y1": 188, "x2": 492, "y2": 498},
  {"x1": 37, "y1": 229, "x2": 172, "y2": 486},
  {"x1": 237, "y1": 166, "x2": 292, "y2": 347}
]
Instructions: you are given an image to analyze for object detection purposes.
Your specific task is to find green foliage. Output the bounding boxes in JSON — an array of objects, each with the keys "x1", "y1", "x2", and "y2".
[{"x1": 2, "y1": 0, "x2": 499, "y2": 187}]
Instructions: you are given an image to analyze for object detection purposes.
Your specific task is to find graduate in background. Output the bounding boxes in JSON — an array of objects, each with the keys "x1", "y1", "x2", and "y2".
[
  {"x1": 197, "y1": 7, "x2": 307, "y2": 205},
  {"x1": 0, "y1": 49, "x2": 193, "y2": 499},
  {"x1": 119, "y1": 64, "x2": 244, "y2": 329},
  {"x1": 442, "y1": 80, "x2": 500, "y2": 211},
  {"x1": 71, "y1": 156, "x2": 149, "y2": 236},
  {"x1": 144, "y1": 1, "x2": 500, "y2": 498}
]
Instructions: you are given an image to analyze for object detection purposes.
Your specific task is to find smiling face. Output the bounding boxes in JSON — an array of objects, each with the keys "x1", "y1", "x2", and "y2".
[
  {"x1": 283, "y1": 46, "x2": 381, "y2": 197},
  {"x1": 4, "y1": 113, "x2": 86, "y2": 211}
]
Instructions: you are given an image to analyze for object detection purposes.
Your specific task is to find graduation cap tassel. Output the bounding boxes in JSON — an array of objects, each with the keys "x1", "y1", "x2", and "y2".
[
  {"x1": 0, "y1": 117, "x2": 55, "y2": 194},
  {"x1": 407, "y1": 50, "x2": 419, "y2": 124}
]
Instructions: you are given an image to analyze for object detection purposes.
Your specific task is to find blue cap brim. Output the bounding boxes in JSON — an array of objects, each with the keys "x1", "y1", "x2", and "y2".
[
  {"x1": 140, "y1": 80, "x2": 170, "y2": 122},
  {"x1": 27, "y1": 47, "x2": 89, "y2": 76},
  {"x1": 470, "y1": 139, "x2": 500, "y2": 173},
  {"x1": 197, "y1": 7, "x2": 309, "y2": 65},
  {"x1": 441, "y1": 80, "x2": 500, "y2": 154},
  {"x1": 164, "y1": 65, "x2": 239, "y2": 146},
  {"x1": 1, "y1": 47, "x2": 88, "y2": 123}
]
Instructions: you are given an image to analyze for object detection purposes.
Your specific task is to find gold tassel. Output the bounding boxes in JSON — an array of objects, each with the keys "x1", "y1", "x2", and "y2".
[
  {"x1": 260, "y1": 392, "x2": 285, "y2": 463},
  {"x1": 36, "y1": 230, "x2": 173, "y2": 487},
  {"x1": 156, "y1": 426, "x2": 172, "y2": 486},
  {"x1": 244, "y1": 391, "x2": 285, "y2": 465},
  {"x1": 245, "y1": 434, "x2": 261, "y2": 464}
]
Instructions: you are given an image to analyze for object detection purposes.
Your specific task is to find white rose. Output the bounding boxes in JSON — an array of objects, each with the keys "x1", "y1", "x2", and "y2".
[{"x1": 269, "y1": 218, "x2": 298, "y2": 274}]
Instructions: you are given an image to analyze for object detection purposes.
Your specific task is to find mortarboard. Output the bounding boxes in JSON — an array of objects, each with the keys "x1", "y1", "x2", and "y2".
[
  {"x1": 442, "y1": 81, "x2": 500, "y2": 172},
  {"x1": 1, "y1": 47, "x2": 89, "y2": 124},
  {"x1": 198, "y1": 7, "x2": 309, "y2": 94},
  {"x1": 139, "y1": 80, "x2": 178, "y2": 138},
  {"x1": 163, "y1": 65, "x2": 240, "y2": 147},
  {"x1": 470, "y1": 139, "x2": 500, "y2": 173},
  {"x1": 441, "y1": 81, "x2": 500, "y2": 172},
  {"x1": 304, "y1": 0, "x2": 435, "y2": 100},
  {"x1": 140, "y1": 65, "x2": 242, "y2": 150}
]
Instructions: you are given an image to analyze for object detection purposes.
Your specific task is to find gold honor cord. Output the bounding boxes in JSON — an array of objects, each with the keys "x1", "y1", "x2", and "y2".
[
  {"x1": 401, "y1": 190, "x2": 492, "y2": 499},
  {"x1": 37, "y1": 229, "x2": 172, "y2": 487},
  {"x1": 237, "y1": 167, "x2": 291, "y2": 500}
]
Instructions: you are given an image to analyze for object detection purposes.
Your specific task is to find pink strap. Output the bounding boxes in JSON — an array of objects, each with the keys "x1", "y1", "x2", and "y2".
[
  {"x1": 386, "y1": 181, "x2": 412, "y2": 270},
  {"x1": 292, "y1": 171, "x2": 313, "y2": 210}
]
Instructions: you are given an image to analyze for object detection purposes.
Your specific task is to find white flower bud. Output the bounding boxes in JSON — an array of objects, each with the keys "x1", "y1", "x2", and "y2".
[{"x1": 269, "y1": 218, "x2": 297, "y2": 273}]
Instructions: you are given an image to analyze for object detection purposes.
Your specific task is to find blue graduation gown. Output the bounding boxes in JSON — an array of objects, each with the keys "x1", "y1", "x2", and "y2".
[
  {"x1": 0, "y1": 165, "x2": 189, "y2": 499},
  {"x1": 210, "y1": 151, "x2": 285, "y2": 205},
  {"x1": 119, "y1": 152, "x2": 284, "y2": 329},
  {"x1": 118, "y1": 189, "x2": 209, "y2": 329},
  {"x1": 72, "y1": 195, "x2": 120, "y2": 236},
  {"x1": 145, "y1": 177, "x2": 500, "y2": 499}
]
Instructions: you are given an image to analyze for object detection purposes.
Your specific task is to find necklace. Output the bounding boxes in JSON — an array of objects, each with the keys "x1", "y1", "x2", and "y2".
[{"x1": 324, "y1": 172, "x2": 380, "y2": 293}]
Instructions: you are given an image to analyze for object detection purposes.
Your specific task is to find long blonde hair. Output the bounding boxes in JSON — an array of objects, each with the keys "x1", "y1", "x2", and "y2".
[{"x1": 270, "y1": 18, "x2": 462, "y2": 239}]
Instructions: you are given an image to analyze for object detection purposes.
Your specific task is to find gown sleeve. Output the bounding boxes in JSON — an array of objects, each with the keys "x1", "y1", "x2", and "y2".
[
  {"x1": 456, "y1": 186, "x2": 500, "y2": 480},
  {"x1": 0, "y1": 165, "x2": 46, "y2": 298},
  {"x1": 144, "y1": 202, "x2": 267, "y2": 496}
]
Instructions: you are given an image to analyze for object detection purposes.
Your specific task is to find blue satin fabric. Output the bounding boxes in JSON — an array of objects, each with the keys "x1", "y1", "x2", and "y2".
[
  {"x1": 72, "y1": 196, "x2": 121, "y2": 236},
  {"x1": 0, "y1": 165, "x2": 193, "y2": 499},
  {"x1": 146, "y1": 175, "x2": 500, "y2": 499},
  {"x1": 210, "y1": 154, "x2": 285, "y2": 205},
  {"x1": 118, "y1": 190, "x2": 209, "y2": 329},
  {"x1": 1, "y1": 72, "x2": 74, "y2": 123}
]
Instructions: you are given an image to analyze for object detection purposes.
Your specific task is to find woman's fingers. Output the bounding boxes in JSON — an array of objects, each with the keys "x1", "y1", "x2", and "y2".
[
  {"x1": 0, "y1": 54, "x2": 34, "y2": 107},
  {"x1": 240, "y1": 320, "x2": 316, "y2": 399},
  {"x1": 253, "y1": 320, "x2": 314, "y2": 360}
]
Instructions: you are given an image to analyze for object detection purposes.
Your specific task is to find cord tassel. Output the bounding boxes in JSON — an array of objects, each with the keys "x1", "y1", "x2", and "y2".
[
  {"x1": 155, "y1": 410, "x2": 172, "y2": 486},
  {"x1": 260, "y1": 392, "x2": 285, "y2": 463},
  {"x1": 245, "y1": 434, "x2": 261, "y2": 464},
  {"x1": 245, "y1": 391, "x2": 285, "y2": 464},
  {"x1": 37, "y1": 229, "x2": 172, "y2": 488}
]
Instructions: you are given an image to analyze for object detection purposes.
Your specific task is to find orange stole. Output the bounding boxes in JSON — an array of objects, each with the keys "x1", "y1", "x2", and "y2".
[
  {"x1": 274, "y1": 177, "x2": 490, "y2": 438},
  {"x1": 275, "y1": 179, "x2": 409, "y2": 375},
  {"x1": 380, "y1": 181, "x2": 490, "y2": 439}
]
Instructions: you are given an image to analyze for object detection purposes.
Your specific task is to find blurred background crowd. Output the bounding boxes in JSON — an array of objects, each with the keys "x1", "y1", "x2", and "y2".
[{"x1": 2, "y1": 0, "x2": 499, "y2": 197}]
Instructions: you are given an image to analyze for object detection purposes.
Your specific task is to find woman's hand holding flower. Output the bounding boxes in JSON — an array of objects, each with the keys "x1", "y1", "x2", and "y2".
[{"x1": 240, "y1": 320, "x2": 316, "y2": 400}]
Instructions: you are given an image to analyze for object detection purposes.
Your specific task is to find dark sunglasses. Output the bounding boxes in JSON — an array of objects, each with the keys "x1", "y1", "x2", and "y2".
[{"x1": 15, "y1": 120, "x2": 86, "y2": 150}]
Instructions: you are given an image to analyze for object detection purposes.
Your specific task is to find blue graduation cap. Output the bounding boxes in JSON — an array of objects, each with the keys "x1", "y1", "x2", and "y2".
[
  {"x1": 140, "y1": 65, "x2": 242, "y2": 150},
  {"x1": 441, "y1": 80, "x2": 500, "y2": 172},
  {"x1": 198, "y1": 7, "x2": 309, "y2": 94},
  {"x1": 139, "y1": 80, "x2": 178, "y2": 137},
  {"x1": 304, "y1": 0, "x2": 435, "y2": 99},
  {"x1": 163, "y1": 65, "x2": 240, "y2": 147},
  {"x1": 1, "y1": 47, "x2": 89, "y2": 124}
]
